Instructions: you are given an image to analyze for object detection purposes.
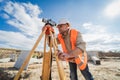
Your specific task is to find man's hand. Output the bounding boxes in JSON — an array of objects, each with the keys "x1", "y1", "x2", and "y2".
[
  {"x1": 57, "y1": 50, "x2": 76, "y2": 63},
  {"x1": 57, "y1": 50, "x2": 66, "y2": 61},
  {"x1": 64, "y1": 53, "x2": 75, "y2": 60},
  {"x1": 42, "y1": 24, "x2": 54, "y2": 35}
]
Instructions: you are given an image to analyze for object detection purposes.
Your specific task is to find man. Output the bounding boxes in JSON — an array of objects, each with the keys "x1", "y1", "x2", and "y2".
[
  {"x1": 42, "y1": 19, "x2": 94, "y2": 80},
  {"x1": 56, "y1": 19, "x2": 94, "y2": 80}
]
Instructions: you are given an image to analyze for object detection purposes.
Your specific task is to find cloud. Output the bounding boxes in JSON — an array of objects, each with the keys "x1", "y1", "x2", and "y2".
[
  {"x1": 103, "y1": 0, "x2": 120, "y2": 19},
  {"x1": 0, "y1": 30, "x2": 34, "y2": 49},
  {"x1": 3, "y1": 13, "x2": 10, "y2": 19},
  {"x1": 3, "y1": 1, "x2": 44, "y2": 37},
  {"x1": 83, "y1": 33, "x2": 120, "y2": 51},
  {"x1": 82, "y1": 22, "x2": 120, "y2": 51},
  {"x1": 82, "y1": 22, "x2": 106, "y2": 34},
  {"x1": 0, "y1": 30, "x2": 46, "y2": 50},
  {"x1": 22, "y1": 3, "x2": 42, "y2": 17},
  {"x1": 0, "y1": 1, "x2": 45, "y2": 50}
]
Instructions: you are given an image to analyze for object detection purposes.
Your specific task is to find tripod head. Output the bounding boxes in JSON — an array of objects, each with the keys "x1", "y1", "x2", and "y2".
[
  {"x1": 42, "y1": 18, "x2": 56, "y2": 35},
  {"x1": 42, "y1": 18, "x2": 57, "y2": 27}
]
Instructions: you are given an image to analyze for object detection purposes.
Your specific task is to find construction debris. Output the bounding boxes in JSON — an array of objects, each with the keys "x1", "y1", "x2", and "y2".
[
  {"x1": 91, "y1": 56, "x2": 101, "y2": 65},
  {"x1": 87, "y1": 51, "x2": 101, "y2": 65},
  {"x1": 14, "y1": 50, "x2": 42, "y2": 70}
]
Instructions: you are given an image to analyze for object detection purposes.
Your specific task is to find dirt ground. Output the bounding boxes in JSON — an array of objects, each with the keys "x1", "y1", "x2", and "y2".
[{"x1": 0, "y1": 57, "x2": 120, "y2": 80}]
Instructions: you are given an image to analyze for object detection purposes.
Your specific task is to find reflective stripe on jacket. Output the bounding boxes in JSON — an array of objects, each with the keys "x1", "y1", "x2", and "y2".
[{"x1": 58, "y1": 29, "x2": 87, "y2": 70}]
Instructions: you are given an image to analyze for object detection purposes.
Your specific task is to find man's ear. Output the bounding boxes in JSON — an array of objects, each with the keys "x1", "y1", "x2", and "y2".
[{"x1": 66, "y1": 23, "x2": 70, "y2": 27}]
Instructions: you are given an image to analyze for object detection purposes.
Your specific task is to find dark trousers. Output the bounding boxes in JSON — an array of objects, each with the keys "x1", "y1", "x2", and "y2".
[{"x1": 69, "y1": 62, "x2": 94, "y2": 80}]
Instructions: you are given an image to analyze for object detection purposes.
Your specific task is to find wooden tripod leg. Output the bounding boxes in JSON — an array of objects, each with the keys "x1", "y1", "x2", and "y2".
[
  {"x1": 41, "y1": 34, "x2": 52, "y2": 80},
  {"x1": 14, "y1": 29, "x2": 46, "y2": 80},
  {"x1": 50, "y1": 31, "x2": 66, "y2": 80}
]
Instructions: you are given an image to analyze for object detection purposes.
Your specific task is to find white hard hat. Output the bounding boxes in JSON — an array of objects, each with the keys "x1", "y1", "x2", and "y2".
[{"x1": 58, "y1": 18, "x2": 69, "y2": 25}]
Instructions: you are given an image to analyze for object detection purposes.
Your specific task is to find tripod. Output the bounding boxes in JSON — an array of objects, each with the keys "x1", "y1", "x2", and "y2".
[{"x1": 14, "y1": 26, "x2": 66, "y2": 80}]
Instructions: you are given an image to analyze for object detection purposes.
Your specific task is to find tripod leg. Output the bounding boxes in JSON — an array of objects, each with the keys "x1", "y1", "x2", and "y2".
[
  {"x1": 49, "y1": 33, "x2": 53, "y2": 80},
  {"x1": 49, "y1": 31, "x2": 66, "y2": 80},
  {"x1": 41, "y1": 34, "x2": 52, "y2": 80},
  {"x1": 14, "y1": 29, "x2": 46, "y2": 80}
]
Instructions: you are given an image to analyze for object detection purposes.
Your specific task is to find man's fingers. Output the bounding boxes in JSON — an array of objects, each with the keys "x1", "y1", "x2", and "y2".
[
  {"x1": 56, "y1": 50, "x2": 61, "y2": 56},
  {"x1": 68, "y1": 59, "x2": 76, "y2": 63}
]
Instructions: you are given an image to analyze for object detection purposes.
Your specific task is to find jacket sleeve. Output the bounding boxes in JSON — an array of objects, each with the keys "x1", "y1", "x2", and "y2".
[{"x1": 76, "y1": 32, "x2": 86, "y2": 52}]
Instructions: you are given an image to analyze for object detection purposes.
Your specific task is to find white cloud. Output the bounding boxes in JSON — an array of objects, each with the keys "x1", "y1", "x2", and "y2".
[
  {"x1": 3, "y1": 1, "x2": 44, "y2": 37},
  {"x1": 3, "y1": 13, "x2": 10, "y2": 19},
  {"x1": 82, "y1": 22, "x2": 120, "y2": 51},
  {"x1": 22, "y1": 3, "x2": 42, "y2": 17},
  {"x1": 0, "y1": 30, "x2": 46, "y2": 50},
  {"x1": 103, "y1": 0, "x2": 120, "y2": 19},
  {"x1": 84, "y1": 33, "x2": 120, "y2": 51},
  {"x1": 82, "y1": 22, "x2": 106, "y2": 34},
  {"x1": 0, "y1": 1, "x2": 45, "y2": 50},
  {"x1": 0, "y1": 30, "x2": 34, "y2": 49}
]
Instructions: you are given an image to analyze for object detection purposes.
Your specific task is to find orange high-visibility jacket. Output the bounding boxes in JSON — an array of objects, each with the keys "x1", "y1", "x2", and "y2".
[{"x1": 58, "y1": 29, "x2": 87, "y2": 70}]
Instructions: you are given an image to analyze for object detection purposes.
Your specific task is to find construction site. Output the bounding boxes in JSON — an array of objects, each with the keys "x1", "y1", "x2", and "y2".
[
  {"x1": 0, "y1": 48, "x2": 120, "y2": 80},
  {"x1": 0, "y1": 18, "x2": 120, "y2": 80}
]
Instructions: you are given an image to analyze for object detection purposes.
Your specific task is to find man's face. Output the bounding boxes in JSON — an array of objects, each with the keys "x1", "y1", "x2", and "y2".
[{"x1": 57, "y1": 24, "x2": 68, "y2": 34}]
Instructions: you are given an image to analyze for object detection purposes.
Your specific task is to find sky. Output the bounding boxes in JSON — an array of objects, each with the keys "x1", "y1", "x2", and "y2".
[{"x1": 0, "y1": 0, "x2": 120, "y2": 51}]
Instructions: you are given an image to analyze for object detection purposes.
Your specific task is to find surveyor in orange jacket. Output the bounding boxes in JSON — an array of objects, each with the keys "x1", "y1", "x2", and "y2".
[
  {"x1": 56, "y1": 19, "x2": 94, "y2": 80},
  {"x1": 42, "y1": 18, "x2": 94, "y2": 80}
]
